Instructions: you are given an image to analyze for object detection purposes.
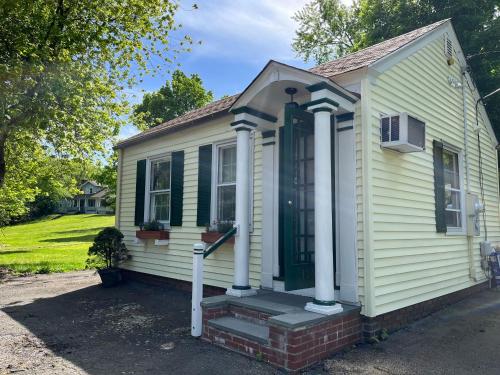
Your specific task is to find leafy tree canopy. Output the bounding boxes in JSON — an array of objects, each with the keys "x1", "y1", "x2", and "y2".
[
  {"x1": 0, "y1": 0, "x2": 194, "y2": 224},
  {"x1": 293, "y1": 0, "x2": 500, "y2": 136},
  {"x1": 133, "y1": 70, "x2": 214, "y2": 130}
]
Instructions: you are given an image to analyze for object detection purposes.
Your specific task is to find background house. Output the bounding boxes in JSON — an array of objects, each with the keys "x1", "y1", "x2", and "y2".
[{"x1": 58, "y1": 181, "x2": 114, "y2": 214}]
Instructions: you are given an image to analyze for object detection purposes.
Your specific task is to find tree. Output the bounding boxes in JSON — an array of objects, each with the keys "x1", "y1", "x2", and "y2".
[
  {"x1": 0, "y1": 0, "x2": 194, "y2": 188},
  {"x1": 96, "y1": 152, "x2": 118, "y2": 210},
  {"x1": 293, "y1": 0, "x2": 500, "y2": 136},
  {"x1": 133, "y1": 70, "x2": 213, "y2": 129}
]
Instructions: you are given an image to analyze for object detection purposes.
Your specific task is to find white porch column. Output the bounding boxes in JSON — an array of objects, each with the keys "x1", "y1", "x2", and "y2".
[
  {"x1": 226, "y1": 121, "x2": 257, "y2": 297},
  {"x1": 305, "y1": 102, "x2": 343, "y2": 315}
]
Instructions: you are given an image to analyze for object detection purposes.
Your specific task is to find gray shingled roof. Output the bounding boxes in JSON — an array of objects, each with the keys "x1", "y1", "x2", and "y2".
[{"x1": 116, "y1": 20, "x2": 448, "y2": 149}]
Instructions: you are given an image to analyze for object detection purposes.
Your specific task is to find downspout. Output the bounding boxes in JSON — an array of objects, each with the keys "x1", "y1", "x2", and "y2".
[
  {"x1": 361, "y1": 76, "x2": 376, "y2": 317},
  {"x1": 461, "y1": 70, "x2": 477, "y2": 281}
]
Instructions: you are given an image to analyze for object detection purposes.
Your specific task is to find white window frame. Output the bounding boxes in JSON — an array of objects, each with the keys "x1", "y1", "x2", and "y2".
[
  {"x1": 144, "y1": 153, "x2": 172, "y2": 227},
  {"x1": 210, "y1": 136, "x2": 254, "y2": 231},
  {"x1": 443, "y1": 144, "x2": 466, "y2": 235}
]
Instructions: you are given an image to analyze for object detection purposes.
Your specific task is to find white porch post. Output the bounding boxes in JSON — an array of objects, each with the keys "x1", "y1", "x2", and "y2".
[
  {"x1": 305, "y1": 101, "x2": 343, "y2": 315},
  {"x1": 226, "y1": 121, "x2": 257, "y2": 297}
]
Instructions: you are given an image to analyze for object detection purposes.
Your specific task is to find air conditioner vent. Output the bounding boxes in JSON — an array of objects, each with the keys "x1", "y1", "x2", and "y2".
[{"x1": 380, "y1": 113, "x2": 425, "y2": 153}]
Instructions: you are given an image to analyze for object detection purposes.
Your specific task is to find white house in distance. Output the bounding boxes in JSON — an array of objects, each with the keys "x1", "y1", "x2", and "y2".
[
  {"x1": 115, "y1": 20, "x2": 500, "y2": 371},
  {"x1": 59, "y1": 180, "x2": 113, "y2": 214}
]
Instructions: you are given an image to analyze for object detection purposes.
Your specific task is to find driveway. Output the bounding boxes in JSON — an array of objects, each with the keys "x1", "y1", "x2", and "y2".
[{"x1": 1, "y1": 271, "x2": 499, "y2": 375}]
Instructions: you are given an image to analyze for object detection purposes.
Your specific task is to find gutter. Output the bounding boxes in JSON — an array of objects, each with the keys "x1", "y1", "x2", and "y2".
[{"x1": 114, "y1": 110, "x2": 232, "y2": 150}]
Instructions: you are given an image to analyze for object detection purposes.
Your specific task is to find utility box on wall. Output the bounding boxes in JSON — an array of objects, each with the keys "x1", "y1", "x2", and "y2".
[{"x1": 466, "y1": 193, "x2": 483, "y2": 237}]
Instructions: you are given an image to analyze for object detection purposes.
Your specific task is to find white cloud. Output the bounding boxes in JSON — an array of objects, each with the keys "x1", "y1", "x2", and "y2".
[{"x1": 176, "y1": 0, "x2": 310, "y2": 65}]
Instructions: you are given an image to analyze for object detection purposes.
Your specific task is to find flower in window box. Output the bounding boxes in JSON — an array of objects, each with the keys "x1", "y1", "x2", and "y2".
[
  {"x1": 136, "y1": 220, "x2": 169, "y2": 240},
  {"x1": 202, "y1": 220, "x2": 235, "y2": 244}
]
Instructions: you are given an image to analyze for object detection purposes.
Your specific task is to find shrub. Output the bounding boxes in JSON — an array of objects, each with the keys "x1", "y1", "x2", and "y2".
[{"x1": 86, "y1": 227, "x2": 128, "y2": 270}]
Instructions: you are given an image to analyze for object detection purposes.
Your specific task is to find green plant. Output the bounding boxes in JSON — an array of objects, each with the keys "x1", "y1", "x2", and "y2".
[
  {"x1": 206, "y1": 220, "x2": 234, "y2": 233},
  {"x1": 141, "y1": 220, "x2": 164, "y2": 231},
  {"x1": 86, "y1": 227, "x2": 128, "y2": 270}
]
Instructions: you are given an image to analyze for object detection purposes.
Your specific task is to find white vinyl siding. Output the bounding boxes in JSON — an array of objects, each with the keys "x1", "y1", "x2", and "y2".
[
  {"x1": 366, "y1": 35, "x2": 500, "y2": 316},
  {"x1": 117, "y1": 116, "x2": 263, "y2": 290}
]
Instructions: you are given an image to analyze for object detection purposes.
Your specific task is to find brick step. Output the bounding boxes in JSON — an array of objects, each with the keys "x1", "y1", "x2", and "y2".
[
  {"x1": 208, "y1": 316, "x2": 269, "y2": 344},
  {"x1": 228, "y1": 304, "x2": 272, "y2": 325}
]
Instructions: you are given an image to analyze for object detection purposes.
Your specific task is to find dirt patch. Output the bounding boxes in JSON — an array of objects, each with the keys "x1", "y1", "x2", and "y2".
[
  {"x1": 0, "y1": 267, "x2": 11, "y2": 281},
  {"x1": 0, "y1": 271, "x2": 276, "y2": 375}
]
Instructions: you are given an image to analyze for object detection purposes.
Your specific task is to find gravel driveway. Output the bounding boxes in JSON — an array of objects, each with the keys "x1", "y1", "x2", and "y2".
[{"x1": 1, "y1": 271, "x2": 500, "y2": 374}]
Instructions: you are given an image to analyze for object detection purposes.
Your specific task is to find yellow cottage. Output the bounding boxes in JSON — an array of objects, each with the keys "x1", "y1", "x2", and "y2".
[{"x1": 115, "y1": 20, "x2": 500, "y2": 371}]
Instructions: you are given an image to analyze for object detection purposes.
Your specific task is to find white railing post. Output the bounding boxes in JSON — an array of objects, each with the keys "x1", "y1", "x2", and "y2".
[{"x1": 191, "y1": 242, "x2": 205, "y2": 337}]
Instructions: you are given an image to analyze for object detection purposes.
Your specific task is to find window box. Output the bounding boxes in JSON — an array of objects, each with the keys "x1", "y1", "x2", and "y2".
[
  {"x1": 201, "y1": 232, "x2": 235, "y2": 244},
  {"x1": 135, "y1": 230, "x2": 170, "y2": 240}
]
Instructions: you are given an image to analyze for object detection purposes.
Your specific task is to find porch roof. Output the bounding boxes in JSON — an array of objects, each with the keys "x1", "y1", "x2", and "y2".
[{"x1": 116, "y1": 19, "x2": 448, "y2": 149}]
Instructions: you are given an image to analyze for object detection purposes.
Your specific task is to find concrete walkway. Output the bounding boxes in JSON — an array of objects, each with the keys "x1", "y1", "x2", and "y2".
[{"x1": 1, "y1": 271, "x2": 499, "y2": 374}]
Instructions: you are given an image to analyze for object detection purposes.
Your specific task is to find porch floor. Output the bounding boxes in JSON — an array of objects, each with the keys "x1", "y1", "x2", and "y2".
[{"x1": 201, "y1": 289, "x2": 362, "y2": 371}]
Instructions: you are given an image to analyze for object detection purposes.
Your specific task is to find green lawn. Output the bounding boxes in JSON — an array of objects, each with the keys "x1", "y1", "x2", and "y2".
[{"x1": 0, "y1": 214, "x2": 115, "y2": 274}]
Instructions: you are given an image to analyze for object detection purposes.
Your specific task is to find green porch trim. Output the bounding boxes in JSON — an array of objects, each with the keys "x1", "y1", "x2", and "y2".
[
  {"x1": 262, "y1": 130, "x2": 276, "y2": 138},
  {"x1": 312, "y1": 298, "x2": 337, "y2": 306},
  {"x1": 302, "y1": 97, "x2": 339, "y2": 111},
  {"x1": 336, "y1": 112, "x2": 354, "y2": 122},
  {"x1": 230, "y1": 106, "x2": 278, "y2": 123},
  {"x1": 306, "y1": 81, "x2": 358, "y2": 103},
  {"x1": 230, "y1": 119, "x2": 257, "y2": 128},
  {"x1": 312, "y1": 107, "x2": 334, "y2": 113},
  {"x1": 232, "y1": 285, "x2": 251, "y2": 290}
]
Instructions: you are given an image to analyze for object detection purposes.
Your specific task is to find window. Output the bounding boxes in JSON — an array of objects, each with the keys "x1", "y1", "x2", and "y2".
[
  {"x1": 215, "y1": 143, "x2": 237, "y2": 222},
  {"x1": 89, "y1": 188, "x2": 93, "y2": 194},
  {"x1": 73, "y1": 199, "x2": 78, "y2": 207},
  {"x1": 443, "y1": 148, "x2": 463, "y2": 230},
  {"x1": 88, "y1": 199, "x2": 95, "y2": 208},
  {"x1": 147, "y1": 156, "x2": 171, "y2": 223}
]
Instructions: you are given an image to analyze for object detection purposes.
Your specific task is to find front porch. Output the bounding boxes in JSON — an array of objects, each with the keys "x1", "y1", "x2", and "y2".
[
  {"x1": 222, "y1": 60, "x2": 360, "y2": 310},
  {"x1": 201, "y1": 290, "x2": 361, "y2": 372}
]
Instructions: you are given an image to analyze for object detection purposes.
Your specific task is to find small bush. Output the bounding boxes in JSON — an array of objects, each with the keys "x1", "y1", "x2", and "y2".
[{"x1": 86, "y1": 227, "x2": 128, "y2": 270}]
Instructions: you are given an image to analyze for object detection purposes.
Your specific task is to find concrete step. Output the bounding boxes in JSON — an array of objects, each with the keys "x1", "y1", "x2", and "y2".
[{"x1": 208, "y1": 316, "x2": 269, "y2": 344}]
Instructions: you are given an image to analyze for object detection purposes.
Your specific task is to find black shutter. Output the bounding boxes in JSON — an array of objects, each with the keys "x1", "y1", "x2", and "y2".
[
  {"x1": 170, "y1": 151, "x2": 184, "y2": 226},
  {"x1": 433, "y1": 140, "x2": 447, "y2": 233},
  {"x1": 134, "y1": 159, "x2": 147, "y2": 226},
  {"x1": 196, "y1": 144, "x2": 213, "y2": 226}
]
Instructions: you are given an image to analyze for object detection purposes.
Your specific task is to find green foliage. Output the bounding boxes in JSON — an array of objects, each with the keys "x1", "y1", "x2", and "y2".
[
  {"x1": 86, "y1": 227, "x2": 128, "y2": 270},
  {"x1": 293, "y1": 0, "x2": 500, "y2": 136},
  {"x1": 95, "y1": 151, "x2": 118, "y2": 210},
  {"x1": 293, "y1": 0, "x2": 359, "y2": 63},
  {"x1": 0, "y1": 0, "x2": 193, "y2": 221},
  {"x1": 133, "y1": 70, "x2": 214, "y2": 129},
  {"x1": 206, "y1": 220, "x2": 234, "y2": 233},
  {"x1": 0, "y1": 214, "x2": 114, "y2": 274},
  {"x1": 141, "y1": 220, "x2": 164, "y2": 231}
]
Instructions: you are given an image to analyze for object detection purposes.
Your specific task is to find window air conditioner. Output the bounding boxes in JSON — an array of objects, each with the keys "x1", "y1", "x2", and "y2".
[{"x1": 380, "y1": 112, "x2": 425, "y2": 152}]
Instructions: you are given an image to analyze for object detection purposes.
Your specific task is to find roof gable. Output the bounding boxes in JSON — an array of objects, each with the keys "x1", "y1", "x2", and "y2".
[
  {"x1": 310, "y1": 19, "x2": 449, "y2": 78},
  {"x1": 116, "y1": 19, "x2": 453, "y2": 149}
]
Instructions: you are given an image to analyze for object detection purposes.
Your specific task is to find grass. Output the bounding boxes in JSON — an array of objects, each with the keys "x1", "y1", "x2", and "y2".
[{"x1": 0, "y1": 214, "x2": 115, "y2": 275}]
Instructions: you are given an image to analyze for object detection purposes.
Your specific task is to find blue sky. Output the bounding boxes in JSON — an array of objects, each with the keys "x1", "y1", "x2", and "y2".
[{"x1": 119, "y1": 0, "x2": 348, "y2": 139}]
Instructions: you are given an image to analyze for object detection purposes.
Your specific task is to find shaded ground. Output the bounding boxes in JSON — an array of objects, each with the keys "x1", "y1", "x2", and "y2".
[
  {"x1": 0, "y1": 214, "x2": 114, "y2": 274},
  {"x1": 1, "y1": 272, "x2": 500, "y2": 374},
  {"x1": 309, "y1": 287, "x2": 500, "y2": 375},
  {"x1": 0, "y1": 271, "x2": 276, "y2": 375}
]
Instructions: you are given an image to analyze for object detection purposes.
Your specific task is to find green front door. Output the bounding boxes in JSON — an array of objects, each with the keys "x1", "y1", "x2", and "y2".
[{"x1": 280, "y1": 103, "x2": 316, "y2": 291}]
